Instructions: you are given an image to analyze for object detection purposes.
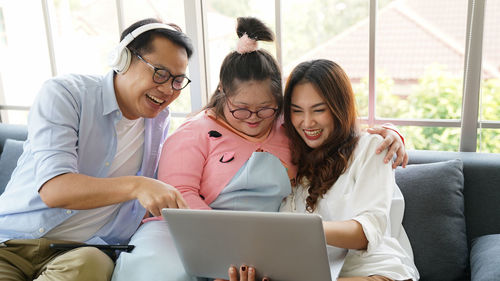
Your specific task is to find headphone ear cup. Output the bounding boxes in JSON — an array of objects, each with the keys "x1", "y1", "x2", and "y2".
[
  {"x1": 114, "y1": 47, "x2": 132, "y2": 74},
  {"x1": 110, "y1": 23, "x2": 176, "y2": 74}
]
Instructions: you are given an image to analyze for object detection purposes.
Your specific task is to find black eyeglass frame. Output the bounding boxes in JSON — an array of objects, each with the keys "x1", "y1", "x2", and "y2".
[
  {"x1": 133, "y1": 51, "x2": 191, "y2": 91},
  {"x1": 225, "y1": 95, "x2": 278, "y2": 120}
]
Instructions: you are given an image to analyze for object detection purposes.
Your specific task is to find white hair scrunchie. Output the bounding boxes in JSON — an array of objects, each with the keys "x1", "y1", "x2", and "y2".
[{"x1": 236, "y1": 33, "x2": 258, "y2": 54}]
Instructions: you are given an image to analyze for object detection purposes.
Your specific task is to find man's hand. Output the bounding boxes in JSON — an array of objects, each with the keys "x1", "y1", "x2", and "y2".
[
  {"x1": 367, "y1": 127, "x2": 408, "y2": 168},
  {"x1": 133, "y1": 177, "x2": 188, "y2": 217},
  {"x1": 40, "y1": 174, "x2": 188, "y2": 212}
]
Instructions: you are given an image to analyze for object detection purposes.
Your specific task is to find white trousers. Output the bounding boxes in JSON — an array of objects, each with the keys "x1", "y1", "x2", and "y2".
[{"x1": 112, "y1": 220, "x2": 207, "y2": 281}]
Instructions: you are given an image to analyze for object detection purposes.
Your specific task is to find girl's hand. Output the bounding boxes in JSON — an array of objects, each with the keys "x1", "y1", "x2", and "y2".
[
  {"x1": 367, "y1": 127, "x2": 408, "y2": 168},
  {"x1": 214, "y1": 265, "x2": 269, "y2": 281}
]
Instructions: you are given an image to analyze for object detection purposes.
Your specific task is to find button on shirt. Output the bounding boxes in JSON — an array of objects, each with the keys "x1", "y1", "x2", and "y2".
[{"x1": 0, "y1": 71, "x2": 171, "y2": 245}]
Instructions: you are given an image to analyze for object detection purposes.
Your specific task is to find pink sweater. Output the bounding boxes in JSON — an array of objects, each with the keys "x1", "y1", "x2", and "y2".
[{"x1": 158, "y1": 110, "x2": 296, "y2": 210}]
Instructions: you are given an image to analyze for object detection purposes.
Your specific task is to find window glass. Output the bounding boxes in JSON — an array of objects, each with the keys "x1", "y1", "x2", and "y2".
[
  {"x1": 375, "y1": 0, "x2": 467, "y2": 120},
  {"x1": 168, "y1": 116, "x2": 187, "y2": 135},
  {"x1": 0, "y1": 7, "x2": 6, "y2": 47},
  {"x1": 399, "y1": 126, "x2": 460, "y2": 151},
  {"x1": 205, "y1": 0, "x2": 275, "y2": 95},
  {"x1": 122, "y1": 0, "x2": 186, "y2": 31},
  {"x1": 480, "y1": 0, "x2": 500, "y2": 122},
  {"x1": 0, "y1": 1, "x2": 51, "y2": 124},
  {"x1": 0, "y1": 109, "x2": 29, "y2": 125},
  {"x1": 477, "y1": 129, "x2": 500, "y2": 153},
  {"x1": 51, "y1": 0, "x2": 118, "y2": 75},
  {"x1": 478, "y1": 0, "x2": 500, "y2": 152},
  {"x1": 282, "y1": 0, "x2": 373, "y2": 117}
]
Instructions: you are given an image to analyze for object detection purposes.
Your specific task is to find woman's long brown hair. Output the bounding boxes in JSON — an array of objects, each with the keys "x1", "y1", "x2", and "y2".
[{"x1": 283, "y1": 59, "x2": 359, "y2": 212}]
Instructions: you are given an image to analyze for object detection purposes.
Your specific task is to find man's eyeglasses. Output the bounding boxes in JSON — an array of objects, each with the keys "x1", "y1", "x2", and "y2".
[
  {"x1": 133, "y1": 52, "x2": 191, "y2": 91},
  {"x1": 226, "y1": 97, "x2": 277, "y2": 120}
]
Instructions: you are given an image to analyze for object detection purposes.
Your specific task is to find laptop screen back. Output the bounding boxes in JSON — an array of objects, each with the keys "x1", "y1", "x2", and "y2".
[{"x1": 162, "y1": 209, "x2": 333, "y2": 281}]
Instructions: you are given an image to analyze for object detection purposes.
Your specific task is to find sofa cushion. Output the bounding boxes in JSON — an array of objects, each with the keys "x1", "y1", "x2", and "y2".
[
  {"x1": 470, "y1": 234, "x2": 500, "y2": 281},
  {"x1": 0, "y1": 139, "x2": 24, "y2": 194},
  {"x1": 395, "y1": 159, "x2": 467, "y2": 281},
  {"x1": 408, "y1": 150, "x2": 500, "y2": 243}
]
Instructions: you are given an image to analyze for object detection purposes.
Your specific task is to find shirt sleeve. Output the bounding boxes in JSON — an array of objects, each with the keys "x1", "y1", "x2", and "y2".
[
  {"x1": 349, "y1": 136, "x2": 394, "y2": 254},
  {"x1": 158, "y1": 122, "x2": 211, "y2": 210},
  {"x1": 29, "y1": 79, "x2": 81, "y2": 192}
]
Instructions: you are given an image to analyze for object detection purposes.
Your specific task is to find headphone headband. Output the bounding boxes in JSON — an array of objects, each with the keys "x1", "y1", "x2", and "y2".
[
  {"x1": 122, "y1": 23, "x2": 177, "y2": 48},
  {"x1": 109, "y1": 22, "x2": 178, "y2": 73}
]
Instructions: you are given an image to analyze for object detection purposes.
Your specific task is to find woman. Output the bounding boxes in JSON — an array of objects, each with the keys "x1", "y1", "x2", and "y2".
[
  {"x1": 280, "y1": 59, "x2": 419, "y2": 280},
  {"x1": 112, "y1": 18, "x2": 407, "y2": 281}
]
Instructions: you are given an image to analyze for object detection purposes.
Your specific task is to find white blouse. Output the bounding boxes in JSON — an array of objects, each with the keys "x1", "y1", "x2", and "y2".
[{"x1": 280, "y1": 133, "x2": 420, "y2": 280}]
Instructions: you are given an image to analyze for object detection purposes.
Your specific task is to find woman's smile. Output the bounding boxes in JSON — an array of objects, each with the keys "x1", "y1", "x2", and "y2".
[{"x1": 303, "y1": 129, "x2": 323, "y2": 140}]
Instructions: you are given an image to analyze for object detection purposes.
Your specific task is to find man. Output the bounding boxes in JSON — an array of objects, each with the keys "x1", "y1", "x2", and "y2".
[{"x1": 0, "y1": 18, "x2": 192, "y2": 280}]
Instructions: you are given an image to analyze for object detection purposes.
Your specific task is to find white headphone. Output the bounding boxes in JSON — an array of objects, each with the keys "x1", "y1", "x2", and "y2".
[{"x1": 108, "y1": 23, "x2": 177, "y2": 74}]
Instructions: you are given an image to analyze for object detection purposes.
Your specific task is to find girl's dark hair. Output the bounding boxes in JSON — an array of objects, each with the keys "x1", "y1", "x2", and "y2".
[
  {"x1": 121, "y1": 18, "x2": 193, "y2": 58},
  {"x1": 283, "y1": 59, "x2": 360, "y2": 212},
  {"x1": 204, "y1": 17, "x2": 282, "y2": 119}
]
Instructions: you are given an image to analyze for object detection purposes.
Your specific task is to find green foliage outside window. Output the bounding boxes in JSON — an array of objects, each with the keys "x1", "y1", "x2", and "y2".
[
  {"x1": 196, "y1": 1, "x2": 500, "y2": 153},
  {"x1": 354, "y1": 65, "x2": 500, "y2": 153},
  {"x1": 476, "y1": 78, "x2": 500, "y2": 153}
]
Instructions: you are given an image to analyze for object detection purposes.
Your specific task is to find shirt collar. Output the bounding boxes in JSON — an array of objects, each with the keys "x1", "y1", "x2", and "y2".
[{"x1": 102, "y1": 70, "x2": 120, "y2": 116}]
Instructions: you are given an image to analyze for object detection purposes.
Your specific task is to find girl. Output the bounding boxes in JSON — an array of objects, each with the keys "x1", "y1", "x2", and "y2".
[{"x1": 112, "y1": 16, "x2": 294, "y2": 281}]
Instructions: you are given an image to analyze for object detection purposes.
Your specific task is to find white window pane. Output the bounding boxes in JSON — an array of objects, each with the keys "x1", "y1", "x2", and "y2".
[
  {"x1": 0, "y1": 1, "x2": 51, "y2": 124},
  {"x1": 51, "y1": 0, "x2": 119, "y2": 75},
  {"x1": 168, "y1": 116, "x2": 187, "y2": 135},
  {"x1": 400, "y1": 126, "x2": 460, "y2": 151},
  {"x1": 480, "y1": 0, "x2": 500, "y2": 123},
  {"x1": 0, "y1": 7, "x2": 6, "y2": 47},
  {"x1": 376, "y1": 0, "x2": 467, "y2": 120},
  {"x1": 205, "y1": 0, "x2": 276, "y2": 95},
  {"x1": 477, "y1": 128, "x2": 500, "y2": 153},
  {"x1": 282, "y1": 0, "x2": 371, "y2": 116},
  {"x1": 122, "y1": 0, "x2": 186, "y2": 32},
  {"x1": 0, "y1": 109, "x2": 28, "y2": 125},
  {"x1": 479, "y1": 0, "x2": 500, "y2": 154}
]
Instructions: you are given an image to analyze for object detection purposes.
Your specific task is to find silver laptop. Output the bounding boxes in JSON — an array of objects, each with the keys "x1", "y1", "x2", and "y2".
[{"x1": 161, "y1": 208, "x2": 334, "y2": 281}]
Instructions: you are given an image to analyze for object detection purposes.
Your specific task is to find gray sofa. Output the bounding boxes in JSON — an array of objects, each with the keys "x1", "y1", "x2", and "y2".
[
  {"x1": 396, "y1": 151, "x2": 500, "y2": 281},
  {"x1": 0, "y1": 123, "x2": 27, "y2": 194},
  {"x1": 1, "y1": 122, "x2": 499, "y2": 281}
]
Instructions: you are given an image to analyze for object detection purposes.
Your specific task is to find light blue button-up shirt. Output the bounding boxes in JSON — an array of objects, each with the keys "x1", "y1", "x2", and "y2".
[{"x1": 0, "y1": 71, "x2": 170, "y2": 245}]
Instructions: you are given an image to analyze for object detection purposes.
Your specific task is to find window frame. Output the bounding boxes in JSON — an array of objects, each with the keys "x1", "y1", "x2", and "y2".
[{"x1": 0, "y1": 0, "x2": 498, "y2": 152}]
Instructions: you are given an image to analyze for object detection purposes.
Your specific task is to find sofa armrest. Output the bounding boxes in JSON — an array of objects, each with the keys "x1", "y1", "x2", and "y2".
[{"x1": 470, "y1": 234, "x2": 500, "y2": 281}]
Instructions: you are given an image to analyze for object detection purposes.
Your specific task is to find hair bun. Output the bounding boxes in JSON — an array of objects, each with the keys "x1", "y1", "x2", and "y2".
[{"x1": 236, "y1": 17, "x2": 274, "y2": 42}]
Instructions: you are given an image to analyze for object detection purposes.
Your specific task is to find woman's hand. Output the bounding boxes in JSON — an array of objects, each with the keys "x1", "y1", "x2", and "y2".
[
  {"x1": 367, "y1": 127, "x2": 408, "y2": 168},
  {"x1": 214, "y1": 265, "x2": 269, "y2": 281}
]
